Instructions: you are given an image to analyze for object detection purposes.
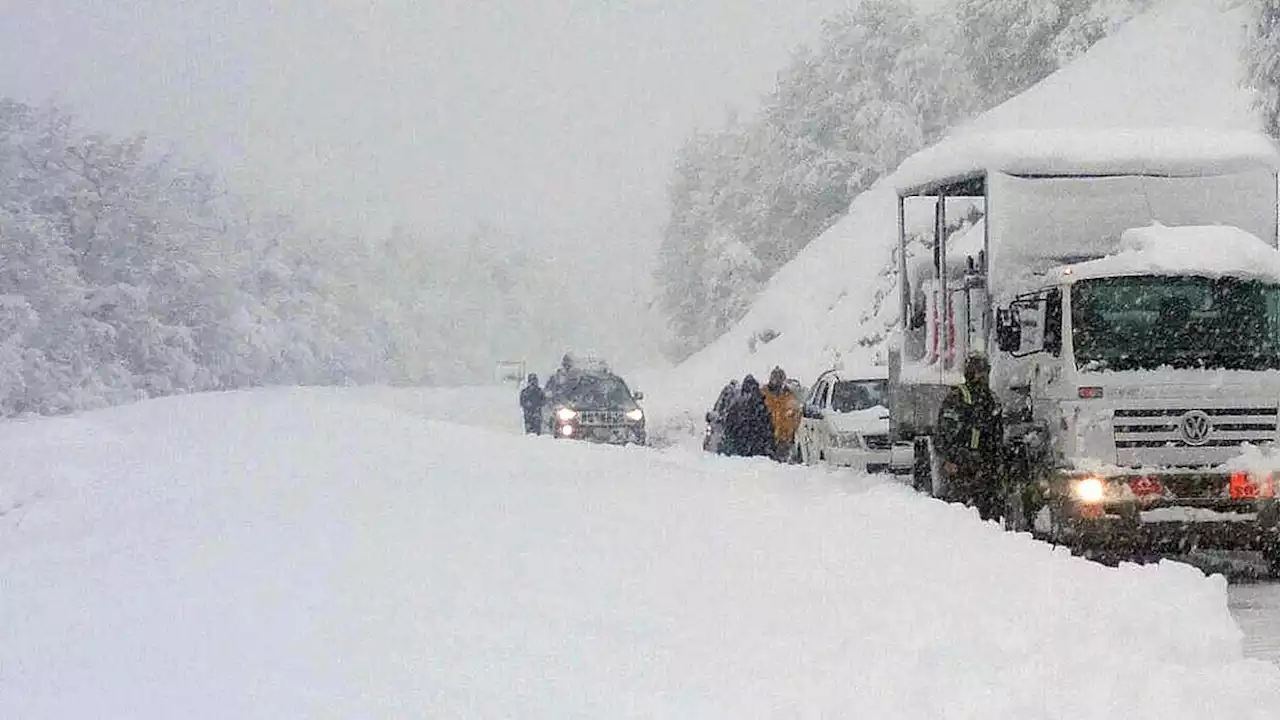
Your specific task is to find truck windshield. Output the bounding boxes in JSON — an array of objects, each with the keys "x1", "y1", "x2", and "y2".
[
  {"x1": 830, "y1": 380, "x2": 888, "y2": 412},
  {"x1": 1071, "y1": 276, "x2": 1280, "y2": 371}
]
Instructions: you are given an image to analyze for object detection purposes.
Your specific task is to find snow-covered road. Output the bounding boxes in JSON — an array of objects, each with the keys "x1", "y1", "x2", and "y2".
[
  {"x1": 4, "y1": 386, "x2": 1280, "y2": 718},
  {"x1": 1230, "y1": 583, "x2": 1280, "y2": 665},
  {"x1": 369, "y1": 384, "x2": 1280, "y2": 668}
]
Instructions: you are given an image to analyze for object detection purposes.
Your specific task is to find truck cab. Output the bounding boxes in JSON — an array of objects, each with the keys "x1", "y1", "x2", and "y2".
[{"x1": 888, "y1": 128, "x2": 1280, "y2": 569}]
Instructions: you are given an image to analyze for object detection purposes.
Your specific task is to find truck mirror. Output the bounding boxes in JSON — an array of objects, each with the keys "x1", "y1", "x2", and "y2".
[
  {"x1": 633, "y1": 391, "x2": 644, "y2": 401},
  {"x1": 996, "y1": 308, "x2": 1022, "y2": 352}
]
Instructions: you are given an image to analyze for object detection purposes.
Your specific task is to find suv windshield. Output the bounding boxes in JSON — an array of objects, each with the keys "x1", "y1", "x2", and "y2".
[
  {"x1": 830, "y1": 379, "x2": 888, "y2": 412},
  {"x1": 553, "y1": 374, "x2": 636, "y2": 408},
  {"x1": 1072, "y1": 276, "x2": 1280, "y2": 371}
]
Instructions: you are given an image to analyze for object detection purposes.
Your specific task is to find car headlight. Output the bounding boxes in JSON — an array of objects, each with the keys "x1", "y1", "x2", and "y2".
[
  {"x1": 626, "y1": 408, "x2": 644, "y2": 422},
  {"x1": 1074, "y1": 477, "x2": 1105, "y2": 504},
  {"x1": 559, "y1": 424, "x2": 575, "y2": 437},
  {"x1": 556, "y1": 407, "x2": 578, "y2": 422}
]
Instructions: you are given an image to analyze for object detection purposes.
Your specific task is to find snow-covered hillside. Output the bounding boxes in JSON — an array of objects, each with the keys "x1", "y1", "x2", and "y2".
[
  {"x1": 666, "y1": 0, "x2": 1264, "y2": 399},
  {"x1": 3, "y1": 388, "x2": 1279, "y2": 718}
]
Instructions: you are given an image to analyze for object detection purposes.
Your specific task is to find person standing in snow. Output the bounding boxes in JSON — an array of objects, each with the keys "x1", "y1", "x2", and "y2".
[
  {"x1": 520, "y1": 373, "x2": 546, "y2": 435},
  {"x1": 722, "y1": 375, "x2": 775, "y2": 457},
  {"x1": 762, "y1": 366, "x2": 803, "y2": 462},
  {"x1": 934, "y1": 353, "x2": 1005, "y2": 520}
]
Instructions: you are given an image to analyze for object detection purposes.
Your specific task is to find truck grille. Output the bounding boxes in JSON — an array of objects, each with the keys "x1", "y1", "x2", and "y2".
[
  {"x1": 579, "y1": 410, "x2": 627, "y2": 426},
  {"x1": 1113, "y1": 407, "x2": 1278, "y2": 449}
]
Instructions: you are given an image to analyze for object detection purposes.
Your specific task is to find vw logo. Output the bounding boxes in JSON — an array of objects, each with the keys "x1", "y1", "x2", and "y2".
[{"x1": 1178, "y1": 410, "x2": 1213, "y2": 446}]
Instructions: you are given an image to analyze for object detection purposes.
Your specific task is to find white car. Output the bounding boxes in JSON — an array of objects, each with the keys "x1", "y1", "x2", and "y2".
[{"x1": 796, "y1": 369, "x2": 912, "y2": 474}]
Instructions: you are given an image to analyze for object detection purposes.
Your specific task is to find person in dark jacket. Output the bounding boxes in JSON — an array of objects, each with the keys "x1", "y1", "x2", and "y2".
[
  {"x1": 520, "y1": 373, "x2": 546, "y2": 434},
  {"x1": 722, "y1": 374, "x2": 776, "y2": 458},
  {"x1": 935, "y1": 353, "x2": 1004, "y2": 520}
]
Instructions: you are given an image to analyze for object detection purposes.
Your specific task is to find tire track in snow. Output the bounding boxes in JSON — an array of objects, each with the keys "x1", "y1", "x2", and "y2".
[{"x1": 1229, "y1": 582, "x2": 1280, "y2": 666}]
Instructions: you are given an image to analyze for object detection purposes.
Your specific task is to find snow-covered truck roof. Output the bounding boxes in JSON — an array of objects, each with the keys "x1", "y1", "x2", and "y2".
[
  {"x1": 895, "y1": 128, "x2": 1280, "y2": 197},
  {"x1": 1059, "y1": 223, "x2": 1280, "y2": 284}
]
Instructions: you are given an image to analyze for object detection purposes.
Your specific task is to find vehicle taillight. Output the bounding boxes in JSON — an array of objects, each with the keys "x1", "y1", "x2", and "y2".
[
  {"x1": 1128, "y1": 476, "x2": 1163, "y2": 499},
  {"x1": 1229, "y1": 471, "x2": 1276, "y2": 499},
  {"x1": 1077, "y1": 386, "x2": 1104, "y2": 399}
]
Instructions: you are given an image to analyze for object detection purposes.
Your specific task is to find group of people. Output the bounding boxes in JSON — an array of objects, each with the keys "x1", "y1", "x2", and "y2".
[
  {"x1": 717, "y1": 366, "x2": 804, "y2": 462},
  {"x1": 716, "y1": 353, "x2": 1005, "y2": 519},
  {"x1": 522, "y1": 350, "x2": 1006, "y2": 521}
]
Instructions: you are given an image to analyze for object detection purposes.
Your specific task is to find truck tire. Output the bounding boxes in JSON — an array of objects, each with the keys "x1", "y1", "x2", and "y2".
[
  {"x1": 1265, "y1": 540, "x2": 1280, "y2": 579},
  {"x1": 912, "y1": 437, "x2": 942, "y2": 496}
]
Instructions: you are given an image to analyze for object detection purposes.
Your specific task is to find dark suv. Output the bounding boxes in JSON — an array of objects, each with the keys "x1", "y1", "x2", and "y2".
[{"x1": 543, "y1": 369, "x2": 646, "y2": 445}]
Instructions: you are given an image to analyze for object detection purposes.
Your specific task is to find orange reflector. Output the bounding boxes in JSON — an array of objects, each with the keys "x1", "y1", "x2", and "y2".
[
  {"x1": 1237, "y1": 471, "x2": 1277, "y2": 499},
  {"x1": 1228, "y1": 471, "x2": 1274, "y2": 500},
  {"x1": 1079, "y1": 504, "x2": 1104, "y2": 519},
  {"x1": 1077, "y1": 386, "x2": 1104, "y2": 399}
]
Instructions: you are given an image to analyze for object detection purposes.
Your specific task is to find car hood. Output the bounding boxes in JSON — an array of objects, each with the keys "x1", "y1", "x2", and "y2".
[
  {"x1": 557, "y1": 403, "x2": 639, "y2": 413},
  {"x1": 826, "y1": 406, "x2": 890, "y2": 435}
]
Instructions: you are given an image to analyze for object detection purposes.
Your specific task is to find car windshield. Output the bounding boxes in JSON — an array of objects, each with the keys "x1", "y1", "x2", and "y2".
[
  {"x1": 1071, "y1": 275, "x2": 1280, "y2": 371},
  {"x1": 830, "y1": 379, "x2": 888, "y2": 412},
  {"x1": 554, "y1": 374, "x2": 636, "y2": 408}
]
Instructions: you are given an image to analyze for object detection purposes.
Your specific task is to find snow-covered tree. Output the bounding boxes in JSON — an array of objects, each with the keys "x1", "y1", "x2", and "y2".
[
  {"x1": 656, "y1": 0, "x2": 1155, "y2": 360},
  {"x1": 1247, "y1": 0, "x2": 1280, "y2": 136}
]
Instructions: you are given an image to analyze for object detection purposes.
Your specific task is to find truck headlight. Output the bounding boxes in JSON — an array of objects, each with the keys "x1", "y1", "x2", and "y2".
[
  {"x1": 559, "y1": 424, "x2": 575, "y2": 437},
  {"x1": 556, "y1": 407, "x2": 578, "y2": 422},
  {"x1": 626, "y1": 408, "x2": 644, "y2": 422},
  {"x1": 1074, "y1": 477, "x2": 1105, "y2": 504}
]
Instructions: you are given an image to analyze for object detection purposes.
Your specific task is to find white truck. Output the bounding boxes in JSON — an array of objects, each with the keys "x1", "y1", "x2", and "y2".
[{"x1": 888, "y1": 128, "x2": 1280, "y2": 571}]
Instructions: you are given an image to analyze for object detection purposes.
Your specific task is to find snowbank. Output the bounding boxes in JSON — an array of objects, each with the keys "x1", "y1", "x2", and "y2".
[{"x1": 2, "y1": 389, "x2": 1278, "y2": 718}]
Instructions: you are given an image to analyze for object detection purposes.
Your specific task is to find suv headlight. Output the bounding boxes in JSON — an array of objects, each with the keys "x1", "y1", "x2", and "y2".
[
  {"x1": 626, "y1": 408, "x2": 644, "y2": 422},
  {"x1": 1073, "y1": 476, "x2": 1106, "y2": 503},
  {"x1": 556, "y1": 407, "x2": 579, "y2": 422}
]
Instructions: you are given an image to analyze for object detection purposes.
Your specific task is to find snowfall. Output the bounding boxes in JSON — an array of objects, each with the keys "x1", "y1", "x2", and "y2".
[{"x1": 8, "y1": 0, "x2": 1280, "y2": 717}]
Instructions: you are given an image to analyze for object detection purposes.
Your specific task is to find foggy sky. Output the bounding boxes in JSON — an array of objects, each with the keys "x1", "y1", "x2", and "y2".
[{"x1": 0, "y1": 0, "x2": 857, "y2": 255}]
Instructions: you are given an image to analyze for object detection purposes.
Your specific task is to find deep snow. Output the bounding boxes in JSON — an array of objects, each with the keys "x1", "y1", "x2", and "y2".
[{"x1": 3, "y1": 387, "x2": 1280, "y2": 718}]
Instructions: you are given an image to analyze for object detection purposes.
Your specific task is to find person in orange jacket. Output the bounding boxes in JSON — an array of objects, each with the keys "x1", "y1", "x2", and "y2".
[{"x1": 762, "y1": 366, "x2": 803, "y2": 462}]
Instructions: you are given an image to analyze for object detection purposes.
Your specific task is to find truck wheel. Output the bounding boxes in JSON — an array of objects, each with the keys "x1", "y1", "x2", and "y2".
[
  {"x1": 1264, "y1": 540, "x2": 1280, "y2": 579},
  {"x1": 911, "y1": 437, "x2": 934, "y2": 495}
]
